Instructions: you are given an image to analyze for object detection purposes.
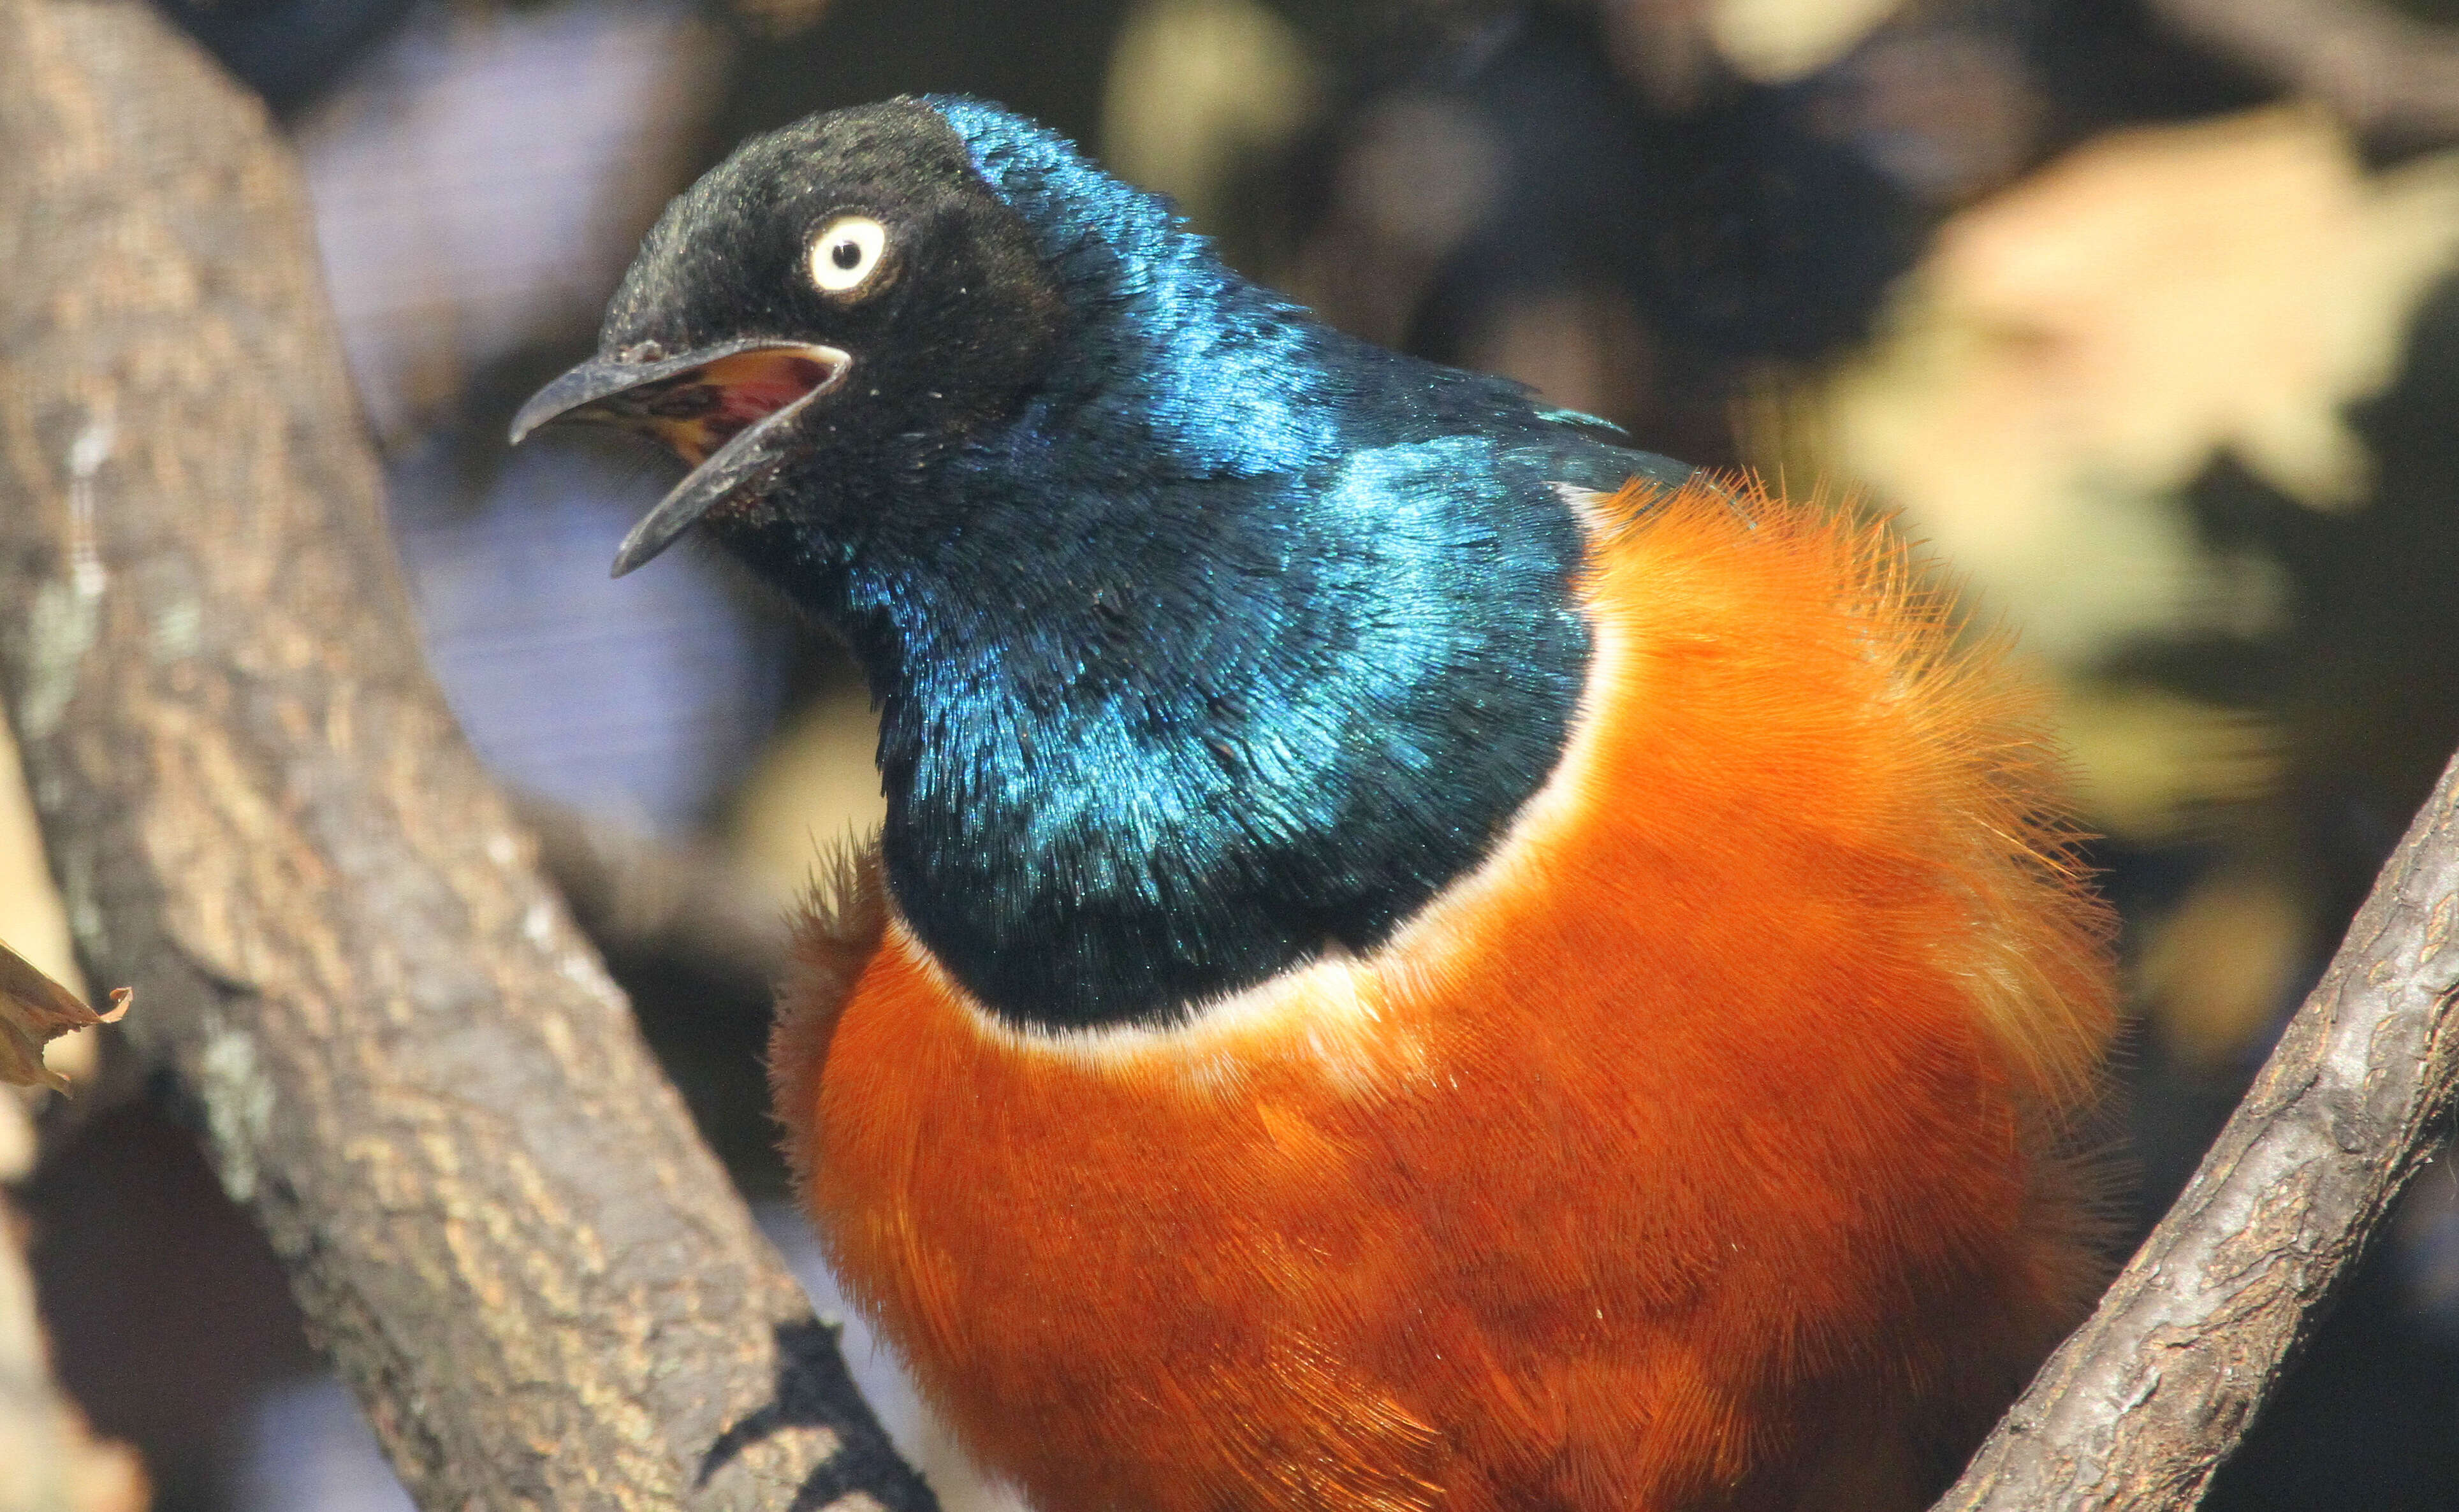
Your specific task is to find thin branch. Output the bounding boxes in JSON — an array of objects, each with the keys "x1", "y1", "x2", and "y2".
[
  {"x1": 0, "y1": 3, "x2": 930, "y2": 1508},
  {"x1": 513, "y1": 793, "x2": 791, "y2": 1012},
  {"x1": 0, "y1": 1188, "x2": 147, "y2": 1512},
  {"x1": 1935, "y1": 746, "x2": 2459, "y2": 1509},
  {"x1": 2152, "y1": 0, "x2": 2459, "y2": 145}
]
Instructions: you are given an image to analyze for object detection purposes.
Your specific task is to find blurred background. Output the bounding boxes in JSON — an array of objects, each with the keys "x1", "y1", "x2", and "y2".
[{"x1": 3, "y1": 0, "x2": 2457, "y2": 1508}]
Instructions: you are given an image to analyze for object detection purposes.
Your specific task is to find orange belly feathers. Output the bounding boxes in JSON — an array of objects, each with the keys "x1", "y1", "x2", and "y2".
[{"x1": 772, "y1": 478, "x2": 2115, "y2": 1512}]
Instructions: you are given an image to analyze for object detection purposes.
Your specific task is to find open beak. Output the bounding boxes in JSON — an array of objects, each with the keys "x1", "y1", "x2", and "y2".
[{"x1": 509, "y1": 338, "x2": 851, "y2": 576}]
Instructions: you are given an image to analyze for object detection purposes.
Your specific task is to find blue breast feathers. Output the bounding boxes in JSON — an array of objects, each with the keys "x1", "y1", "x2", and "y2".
[{"x1": 773, "y1": 98, "x2": 1697, "y2": 1031}]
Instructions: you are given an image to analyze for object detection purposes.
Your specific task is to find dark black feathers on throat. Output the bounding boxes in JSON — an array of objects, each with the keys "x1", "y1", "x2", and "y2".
[{"x1": 718, "y1": 100, "x2": 1617, "y2": 1033}]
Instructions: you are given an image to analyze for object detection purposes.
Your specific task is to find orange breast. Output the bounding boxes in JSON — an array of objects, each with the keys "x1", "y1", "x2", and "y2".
[{"x1": 777, "y1": 478, "x2": 2115, "y2": 1512}]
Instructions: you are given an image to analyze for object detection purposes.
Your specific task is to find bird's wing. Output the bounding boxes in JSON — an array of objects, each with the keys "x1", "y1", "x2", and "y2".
[
  {"x1": 1530, "y1": 404, "x2": 1628, "y2": 440},
  {"x1": 1530, "y1": 436, "x2": 1698, "y2": 498}
]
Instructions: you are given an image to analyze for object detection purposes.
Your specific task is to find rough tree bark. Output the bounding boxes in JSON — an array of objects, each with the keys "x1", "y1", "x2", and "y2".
[
  {"x1": 0, "y1": 3, "x2": 933, "y2": 1509},
  {"x1": 1936, "y1": 748, "x2": 2459, "y2": 1509}
]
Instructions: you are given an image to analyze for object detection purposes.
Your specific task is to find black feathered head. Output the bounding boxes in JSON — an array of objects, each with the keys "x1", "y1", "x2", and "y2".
[{"x1": 511, "y1": 98, "x2": 1074, "y2": 574}]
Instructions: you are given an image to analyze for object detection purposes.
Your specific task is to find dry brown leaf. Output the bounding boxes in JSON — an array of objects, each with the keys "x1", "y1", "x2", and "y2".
[
  {"x1": 1602, "y1": 0, "x2": 1910, "y2": 101},
  {"x1": 2057, "y1": 683, "x2": 2284, "y2": 843},
  {"x1": 1758, "y1": 107, "x2": 2459, "y2": 840},
  {"x1": 0, "y1": 722, "x2": 93, "y2": 1093},
  {"x1": 1709, "y1": 0, "x2": 1906, "y2": 82},
  {"x1": 2135, "y1": 859, "x2": 2310, "y2": 1070},
  {"x1": 1916, "y1": 106, "x2": 2459, "y2": 510},
  {"x1": 724, "y1": 0, "x2": 830, "y2": 39},
  {"x1": 1104, "y1": 0, "x2": 1323, "y2": 235},
  {"x1": 1806, "y1": 107, "x2": 2459, "y2": 665},
  {"x1": 0, "y1": 942, "x2": 126, "y2": 1093}
]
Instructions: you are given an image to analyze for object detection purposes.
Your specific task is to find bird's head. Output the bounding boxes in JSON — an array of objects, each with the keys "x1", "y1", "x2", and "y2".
[{"x1": 509, "y1": 97, "x2": 1076, "y2": 576}]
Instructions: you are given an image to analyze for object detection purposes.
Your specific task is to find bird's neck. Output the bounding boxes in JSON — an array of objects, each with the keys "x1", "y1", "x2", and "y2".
[
  {"x1": 733, "y1": 103, "x2": 1596, "y2": 1028},
  {"x1": 932, "y1": 92, "x2": 1356, "y2": 481},
  {"x1": 745, "y1": 437, "x2": 1591, "y2": 1034}
]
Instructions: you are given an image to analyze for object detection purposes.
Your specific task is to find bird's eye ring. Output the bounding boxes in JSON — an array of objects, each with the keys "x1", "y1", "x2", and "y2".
[{"x1": 809, "y1": 215, "x2": 889, "y2": 295}]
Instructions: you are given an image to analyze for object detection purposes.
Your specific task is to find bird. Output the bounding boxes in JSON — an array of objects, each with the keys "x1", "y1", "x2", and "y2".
[{"x1": 511, "y1": 96, "x2": 2115, "y2": 1512}]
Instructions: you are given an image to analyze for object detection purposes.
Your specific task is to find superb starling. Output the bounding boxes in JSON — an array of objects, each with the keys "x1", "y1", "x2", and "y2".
[{"x1": 514, "y1": 97, "x2": 2112, "y2": 1512}]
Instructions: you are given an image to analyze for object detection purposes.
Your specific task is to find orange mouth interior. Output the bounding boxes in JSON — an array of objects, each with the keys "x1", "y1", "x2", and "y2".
[{"x1": 618, "y1": 347, "x2": 845, "y2": 465}]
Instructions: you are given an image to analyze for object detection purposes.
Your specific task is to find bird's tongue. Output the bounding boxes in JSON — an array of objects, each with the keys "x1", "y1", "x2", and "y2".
[
  {"x1": 507, "y1": 337, "x2": 852, "y2": 576},
  {"x1": 633, "y1": 347, "x2": 847, "y2": 465},
  {"x1": 602, "y1": 342, "x2": 850, "y2": 577}
]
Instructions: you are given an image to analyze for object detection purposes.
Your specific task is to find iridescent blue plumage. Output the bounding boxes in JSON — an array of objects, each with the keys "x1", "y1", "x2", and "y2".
[{"x1": 564, "y1": 97, "x2": 1697, "y2": 1029}]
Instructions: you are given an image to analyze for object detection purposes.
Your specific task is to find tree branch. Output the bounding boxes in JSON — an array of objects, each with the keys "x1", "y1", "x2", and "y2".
[
  {"x1": 2151, "y1": 0, "x2": 2459, "y2": 146},
  {"x1": 1936, "y1": 746, "x2": 2459, "y2": 1508},
  {"x1": 0, "y1": 2, "x2": 931, "y2": 1508},
  {"x1": 0, "y1": 1186, "x2": 147, "y2": 1512},
  {"x1": 513, "y1": 794, "x2": 791, "y2": 1015}
]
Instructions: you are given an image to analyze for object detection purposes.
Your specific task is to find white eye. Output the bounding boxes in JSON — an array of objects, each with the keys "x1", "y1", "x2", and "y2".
[{"x1": 809, "y1": 215, "x2": 887, "y2": 294}]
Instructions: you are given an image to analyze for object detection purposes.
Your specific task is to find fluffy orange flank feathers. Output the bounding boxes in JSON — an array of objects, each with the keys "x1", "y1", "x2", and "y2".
[{"x1": 774, "y1": 477, "x2": 2115, "y2": 1512}]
